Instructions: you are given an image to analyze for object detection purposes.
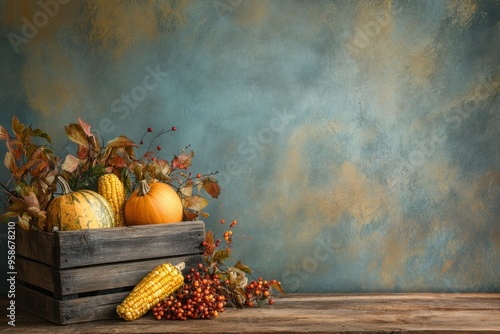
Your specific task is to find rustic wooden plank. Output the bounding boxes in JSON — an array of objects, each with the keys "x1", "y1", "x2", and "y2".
[
  {"x1": 58, "y1": 254, "x2": 203, "y2": 295},
  {"x1": 16, "y1": 256, "x2": 59, "y2": 293},
  {"x1": 55, "y1": 221, "x2": 205, "y2": 268},
  {"x1": 4, "y1": 293, "x2": 499, "y2": 333},
  {"x1": 15, "y1": 225, "x2": 56, "y2": 267},
  {"x1": 16, "y1": 283, "x2": 129, "y2": 325},
  {"x1": 16, "y1": 254, "x2": 203, "y2": 296}
]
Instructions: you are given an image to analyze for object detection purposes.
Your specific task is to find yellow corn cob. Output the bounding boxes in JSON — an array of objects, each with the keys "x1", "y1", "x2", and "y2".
[
  {"x1": 98, "y1": 173, "x2": 126, "y2": 227},
  {"x1": 116, "y1": 262, "x2": 185, "y2": 321}
]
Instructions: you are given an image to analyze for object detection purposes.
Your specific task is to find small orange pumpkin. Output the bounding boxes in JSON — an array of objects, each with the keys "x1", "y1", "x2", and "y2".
[{"x1": 124, "y1": 180, "x2": 183, "y2": 225}]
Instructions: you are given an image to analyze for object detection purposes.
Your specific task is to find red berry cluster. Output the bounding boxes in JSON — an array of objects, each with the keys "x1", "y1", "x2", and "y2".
[
  {"x1": 244, "y1": 278, "x2": 276, "y2": 307},
  {"x1": 153, "y1": 263, "x2": 226, "y2": 320}
]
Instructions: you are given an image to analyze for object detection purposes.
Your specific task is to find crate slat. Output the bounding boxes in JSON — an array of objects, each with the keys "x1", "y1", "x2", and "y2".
[
  {"x1": 16, "y1": 221, "x2": 205, "y2": 268},
  {"x1": 17, "y1": 284, "x2": 129, "y2": 325}
]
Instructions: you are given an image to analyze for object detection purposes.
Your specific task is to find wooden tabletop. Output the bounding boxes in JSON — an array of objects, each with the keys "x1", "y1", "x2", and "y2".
[{"x1": 1, "y1": 293, "x2": 499, "y2": 333}]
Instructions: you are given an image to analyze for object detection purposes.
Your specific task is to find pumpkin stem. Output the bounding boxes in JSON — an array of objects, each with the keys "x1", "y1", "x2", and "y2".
[
  {"x1": 138, "y1": 179, "x2": 151, "y2": 196},
  {"x1": 57, "y1": 176, "x2": 73, "y2": 195}
]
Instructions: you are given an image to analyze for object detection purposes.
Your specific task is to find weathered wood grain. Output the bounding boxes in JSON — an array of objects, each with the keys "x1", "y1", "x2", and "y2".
[
  {"x1": 2, "y1": 293, "x2": 499, "y2": 333},
  {"x1": 17, "y1": 253, "x2": 203, "y2": 296},
  {"x1": 17, "y1": 221, "x2": 205, "y2": 268}
]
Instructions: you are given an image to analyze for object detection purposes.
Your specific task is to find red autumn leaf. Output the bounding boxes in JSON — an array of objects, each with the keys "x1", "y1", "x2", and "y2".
[
  {"x1": 78, "y1": 118, "x2": 92, "y2": 137},
  {"x1": 65, "y1": 123, "x2": 89, "y2": 147},
  {"x1": 106, "y1": 135, "x2": 137, "y2": 148},
  {"x1": 108, "y1": 154, "x2": 127, "y2": 168},
  {"x1": 7, "y1": 140, "x2": 23, "y2": 160},
  {"x1": 0, "y1": 124, "x2": 10, "y2": 140},
  {"x1": 61, "y1": 154, "x2": 80, "y2": 172},
  {"x1": 77, "y1": 144, "x2": 89, "y2": 159},
  {"x1": 183, "y1": 208, "x2": 199, "y2": 221},
  {"x1": 203, "y1": 178, "x2": 220, "y2": 199},
  {"x1": 172, "y1": 151, "x2": 194, "y2": 169}
]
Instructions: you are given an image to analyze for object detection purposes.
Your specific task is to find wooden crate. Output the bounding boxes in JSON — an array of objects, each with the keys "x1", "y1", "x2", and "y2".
[{"x1": 15, "y1": 220, "x2": 205, "y2": 325}]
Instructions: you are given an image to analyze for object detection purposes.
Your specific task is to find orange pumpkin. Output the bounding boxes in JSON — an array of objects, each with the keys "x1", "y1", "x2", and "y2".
[{"x1": 124, "y1": 180, "x2": 183, "y2": 225}]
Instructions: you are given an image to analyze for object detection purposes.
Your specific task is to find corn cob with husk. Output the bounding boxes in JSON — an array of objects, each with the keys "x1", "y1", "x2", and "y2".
[
  {"x1": 116, "y1": 262, "x2": 185, "y2": 321},
  {"x1": 98, "y1": 173, "x2": 126, "y2": 226}
]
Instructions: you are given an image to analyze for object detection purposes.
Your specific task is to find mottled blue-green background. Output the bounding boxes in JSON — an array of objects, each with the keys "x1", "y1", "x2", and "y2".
[{"x1": 0, "y1": 0, "x2": 499, "y2": 293}]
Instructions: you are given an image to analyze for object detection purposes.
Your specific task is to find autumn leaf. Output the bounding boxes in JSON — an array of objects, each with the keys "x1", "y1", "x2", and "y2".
[
  {"x1": 11, "y1": 116, "x2": 25, "y2": 138},
  {"x1": 22, "y1": 192, "x2": 41, "y2": 217},
  {"x1": 203, "y1": 177, "x2": 220, "y2": 199},
  {"x1": 180, "y1": 179, "x2": 193, "y2": 197},
  {"x1": 271, "y1": 281, "x2": 286, "y2": 294},
  {"x1": 76, "y1": 144, "x2": 89, "y2": 160},
  {"x1": 65, "y1": 123, "x2": 89, "y2": 147},
  {"x1": 233, "y1": 260, "x2": 252, "y2": 275},
  {"x1": 156, "y1": 159, "x2": 171, "y2": 176},
  {"x1": 172, "y1": 150, "x2": 194, "y2": 170},
  {"x1": 205, "y1": 230, "x2": 214, "y2": 246},
  {"x1": 183, "y1": 209, "x2": 199, "y2": 221},
  {"x1": 4, "y1": 151, "x2": 17, "y2": 174},
  {"x1": 7, "y1": 139, "x2": 23, "y2": 160},
  {"x1": 78, "y1": 118, "x2": 92, "y2": 137},
  {"x1": 182, "y1": 194, "x2": 208, "y2": 212},
  {"x1": 106, "y1": 135, "x2": 137, "y2": 148},
  {"x1": 0, "y1": 124, "x2": 9, "y2": 140},
  {"x1": 213, "y1": 249, "x2": 230, "y2": 264},
  {"x1": 31, "y1": 128, "x2": 52, "y2": 144},
  {"x1": 108, "y1": 154, "x2": 127, "y2": 168},
  {"x1": 61, "y1": 154, "x2": 80, "y2": 172}
]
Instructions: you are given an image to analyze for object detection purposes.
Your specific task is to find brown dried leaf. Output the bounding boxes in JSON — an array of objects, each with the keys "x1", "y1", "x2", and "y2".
[
  {"x1": 182, "y1": 194, "x2": 208, "y2": 212},
  {"x1": 12, "y1": 116, "x2": 25, "y2": 138},
  {"x1": 22, "y1": 192, "x2": 41, "y2": 216},
  {"x1": 180, "y1": 179, "x2": 193, "y2": 197},
  {"x1": 205, "y1": 230, "x2": 214, "y2": 246},
  {"x1": 203, "y1": 177, "x2": 220, "y2": 199},
  {"x1": 183, "y1": 208, "x2": 198, "y2": 221},
  {"x1": 172, "y1": 150, "x2": 194, "y2": 170},
  {"x1": 108, "y1": 154, "x2": 127, "y2": 168},
  {"x1": 61, "y1": 154, "x2": 80, "y2": 172},
  {"x1": 18, "y1": 213, "x2": 30, "y2": 231},
  {"x1": 4, "y1": 151, "x2": 17, "y2": 174},
  {"x1": 7, "y1": 140, "x2": 23, "y2": 160},
  {"x1": 233, "y1": 260, "x2": 253, "y2": 275},
  {"x1": 271, "y1": 281, "x2": 286, "y2": 294},
  {"x1": 0, "y1": 124, "x2": 9, "y2": 140},
  {"x1": 213, "y1": 249, "x2": 230, "y2": 264},
  {"x1": 65, "y1": 123, "x2": 88, "y2": 147},
  {"x1": 106, "y1": 135, "x2": 137, "y2": 148},
  {"x1": 76, "y1": 144, "x2": 89, "y2": 160}
]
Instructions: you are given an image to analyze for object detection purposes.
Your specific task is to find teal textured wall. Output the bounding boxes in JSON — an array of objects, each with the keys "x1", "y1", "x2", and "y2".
[{"x1": 0, "y1": 0, "x2": 499, "y2": 293}]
